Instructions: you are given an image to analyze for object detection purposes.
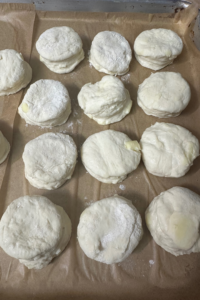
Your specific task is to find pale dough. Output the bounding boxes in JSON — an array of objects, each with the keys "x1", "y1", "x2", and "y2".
[
  {"x1": 134, "y1": 29, "x2": 183, "y2": 70},
  {"x1": 18, "y1": 79, "x2": 71, "y2": 127},
  {"x1": 0, "y1": 195, "x2": 71, "y2": 269},
  {"x1": 137, "y1": 72, "x2": 191, "y2": 118},
  {"x1": 36, "y1": 27, "x2": 84, "y2": 73},
  {"x1": 140, "y1": 122, "x2": 199, "y2": 178},
  {"x1": 78, "y1": 75, "x2": 132, "y2": 125},
  {"x1": 81, "y1": 130, "x2": 141, "y2": 184},
  {"x1": 40, "y1": 50, "x2": 84, "y2": 74},
  {"x1": 145, "y1": 187, "x2": 200, "y2": 256},
  {"x1": 0, "y1": 49, "x2": 32, "y2": 96},
  {"x1": 0, "y1": 131, "x2": 10, "y2": 164},
  {"x1": 22, "y1": 133, "x2": 77, "y2": 190},
  {"x1": 89, "y1": 31, "x2": 132, "y2": 75},
  {"x1": 77, "y1": 195, "x2": 143, "y2": 264}
]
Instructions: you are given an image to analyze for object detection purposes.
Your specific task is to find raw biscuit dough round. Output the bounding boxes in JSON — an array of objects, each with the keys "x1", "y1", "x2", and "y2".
[
  {"x1": 0, "y1": 132, "x2": 10, "y2": 164},
  {"x1": 22, "y1": 132, "x2": 77, "y2": 190},
  {"x1": 78, "y1": 75, "x2": 132, "y2": 125},
  {"x1": 0, "y1": 49, "x2": 32, "y2": 96},
  {"x1": 145, "y1": 187, "x2": 200, "y2": 256},
  {"x1": 137, "y1": 72, "x2": 191, "y2": 118},
  {"x1": 0, "y1": 195, "x2": 72, "y2": 269},
  {"x1": 36, "y1": 26, "x2": 84, "y2": 73},
  {"x1": 18, "y1": 79, "x2": 71, "y2": 127},
  {"x1": 89, "y1": 31, "x2": 132, "y2": 75},
  {"x1": 140, "y1": 122, "x2": 199, "y2": 178},
  {"x1": 81, "y1": 130, "x2": 141, "y2": 184},
  {"x1": 134, "y1": 29, "x2": 183, "y2": 70},
  {"x1": 40, "y1": 49, "x2": 84, "y2": 74},
  {"x1": 77, "y1": 195, "x2": 143, "y2": 264}
]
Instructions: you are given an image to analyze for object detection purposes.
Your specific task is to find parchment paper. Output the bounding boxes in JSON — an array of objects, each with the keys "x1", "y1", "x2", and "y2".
[{"x1": 0, "y1": 3, "x2": 200, "y2": 300}]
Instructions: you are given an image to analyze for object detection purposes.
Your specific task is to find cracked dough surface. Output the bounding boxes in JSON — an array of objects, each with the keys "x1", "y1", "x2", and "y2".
[
  {"x1": 0, "y1": 131, "x2": 10, "y2": 164},
  {"x1": 77, "y1": 195, "x2": 143, "y2": 264},
  {"x1": 22, "y1": 132, "x2": 77, "y2": 190},
  {"x1": 0, "y1": 49, "x2": 32, "y2": 96},
  {"x1": 81, "y1": 130, "x2": 141, "y2": 184},
  {"x1": 36, "y1": 27, "x2": 84, "y2": 73},
  {"x1": 134, "y1": 29, "x2": 183, "y2": 70},
  {"x1": 78, "y1": 75, "x2": 132, "y2": 125},
  {"x1": 140, "y1": 122, "x2": 199, "y2": 178},
  {"x1": 0, "y1": 195, "x2": 72, "y2": 269},
  {"x1": 137, "y1": 72, "x2": 191, "y2": 118},
  {"x1": 145, "y1": 187, "x2": 200, "y2": 256},
  {"x1": 18, "y1": 79, "x2": 71, "y2": 127},
  {"x1": 89, "y1": 31, "x2": 132, "y2": 75}
]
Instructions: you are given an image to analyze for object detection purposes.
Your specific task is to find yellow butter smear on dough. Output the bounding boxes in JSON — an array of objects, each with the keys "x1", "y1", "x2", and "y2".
[
  {"x1": 165, "y1": 49, "x2": 172, "y2": 57},
  {"x1": 125, "y1": 140, "x2": 141, "y2": 152},
  {"x1": 22, "y1": 103, "x2": 29, "y2": 113},
  {"x1": 168, "y1": 212, "x2": 199, "y2": 250},
  {"x1": 145, "y1": 213, "x2": 152, "y2": 228}
]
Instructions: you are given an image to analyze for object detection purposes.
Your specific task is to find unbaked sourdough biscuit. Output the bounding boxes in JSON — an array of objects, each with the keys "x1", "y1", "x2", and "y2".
[
  {"x1": 78, "y1": 76, "x2": 132, "y2": 125},
  {"x1": 140, "y1": 122, "x2": 199, "y2": 178},
  {"x1": 18, "y1": 79, "x2": 71, "y2": 127},
  {"x1": 78, "y1": 195, "x2": 143, "y2": 264},
  {"x1": 0, "y1": 195, "x2": 72, "y2": 269},
  {"x1": 89, "y1": 31, "x2": 132, "y2": 75},
  {"x1": 137, "y1": 72, "x2": 191, "y2": 118},
  {"x1": 22, "y1": 133, "x2": 77, "y2": 190},
  {"x1": 0, "y1": 49, "x2": 32, "y2": 96},
  {"x1": 81, "y1": 130, "x2": 141, "y2": 184},
  {"x1": 146, "y1": 187, "x2": 200, "y2": 256},
  {"x1": 0, "y1": 132, "x2": 10, "y2": 164},
  {"x1": 134, "y1": 29, "x2": 183, "y2": 70},
  {"x1": 36, "y1": 26, "x2": 84, "y2": 73}
]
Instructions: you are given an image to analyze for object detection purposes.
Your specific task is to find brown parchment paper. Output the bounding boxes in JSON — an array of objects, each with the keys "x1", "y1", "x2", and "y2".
[{"x1": 0, "y1": 3, "x2": 200, "y2": 300}]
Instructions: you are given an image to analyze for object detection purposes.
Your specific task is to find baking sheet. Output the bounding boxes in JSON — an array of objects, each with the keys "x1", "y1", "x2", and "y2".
[{"x1": 0, "y1": 3, "x2": 200, "y2": 300}]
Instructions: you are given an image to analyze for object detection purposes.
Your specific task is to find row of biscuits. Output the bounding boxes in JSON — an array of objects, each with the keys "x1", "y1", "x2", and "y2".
[
  {"x1": 0, "y1": 26, "x2": 199, "y2": 270},
  {"x1": 1, "y1": 124, "x2": 198, "y2": 189}
]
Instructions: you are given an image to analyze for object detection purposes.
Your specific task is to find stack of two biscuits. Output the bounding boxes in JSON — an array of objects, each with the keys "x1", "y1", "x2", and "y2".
[
  {"x1": 134, "y1": 28, "x2": 183, "y2": 71},
  {"x1": 36, "y1": 26, "x2": 84, "y2": 74}
]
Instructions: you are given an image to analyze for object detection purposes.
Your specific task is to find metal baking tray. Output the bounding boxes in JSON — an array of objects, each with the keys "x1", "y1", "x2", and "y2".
[{"x1": 0, "y1": 1, "x2": 199, "y2": 299}]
